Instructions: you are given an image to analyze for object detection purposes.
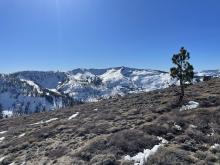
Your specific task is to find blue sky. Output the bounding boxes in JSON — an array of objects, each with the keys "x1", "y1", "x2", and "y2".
[{"x1": 0, "y1": 0, "x2": 220, "y2": 73}]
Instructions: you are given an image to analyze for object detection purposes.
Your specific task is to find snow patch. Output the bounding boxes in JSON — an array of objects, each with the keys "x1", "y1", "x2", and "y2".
[
  {"x1": 0, "y1": 156, "x2": 6, "y2": 163},
  {"x1": 124, "y1": 137, "x2": 168, "y2": 165},
  {"x1": 87, "y1": 97, "x2": 99, "y2": 102},
  {"x1": 210, "y1": 144, "x2": 220, "y2": 149},
  {"x1": 174, "y1": 123, "x2": 182, "y2": 131},
  {"x1": 30, "y1": 118, "x2": 58, "y2": 125},
  {"x1": 18, "y1": 133, "x2": 26, "y2": 138},
  {"x1": 45, "y1": 118, "x2": 58, "y2": 123},
  {"x1": 30, "y1": 121, "x2": 44, "y2": 126},
  {"x1": 180, "y1": 101, "x2": 199, "y2": 111},
  {"x1": 20, "y1": 79, "x2": 43, "y2": 94},
  {"x1": 124, "y1": 145, "x2": 161, "y2": 165},
  {"x1": 47, "y1": 88, "x2": 61, "y2": 95},
  {"x1": 3, "y1": 110, "x2": 13, "y2": 118},
  {"x1": 72, "y1": 72, "x2": 95, "y2": 81},
  {"x1": 132, "y1": 70, "x2": 156, "y2": 76},
  {"x1": 208, "y1": 129, "x2": 215, "y2": 137},
  {"x1": 157, "y1": 137, "x2": 169, "y2": 144},
  {"x1": 189, "y1": 125, "x2": 197, "y2": 129},
  {"x1": 100, "y1": 69, "x2": 124, "y2": 82},
  {"x1": 0, "y1": 131, "x2": 7, "y2": 135},
  {"x1": 0, "y1": 137, "x2": 5, "y2": 143},
  {"x1": 68, "y1": 112, "x2": 79, "y2": 120}
]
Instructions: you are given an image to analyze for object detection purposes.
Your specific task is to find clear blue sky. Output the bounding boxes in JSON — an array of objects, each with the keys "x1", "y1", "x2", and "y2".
[{"x1": 0, "y1": 0, "x2": 220, "y2": 73}]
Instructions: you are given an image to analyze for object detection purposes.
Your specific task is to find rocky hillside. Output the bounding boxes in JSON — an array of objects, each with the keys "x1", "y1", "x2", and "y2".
[
  {"x1": 1, "y1": 78, "x2": 220, "y2": 165},
  {"x1": 1, "y1": 67, "x2": 219, "y2": 115},
  {"x1": 0, "y1": 74, "x2": 76, "y2": 115}
]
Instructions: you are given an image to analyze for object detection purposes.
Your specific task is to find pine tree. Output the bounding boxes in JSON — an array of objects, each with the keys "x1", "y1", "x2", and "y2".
[{"x1": 170, "y1": 47, "x2": 194, "y2": 104}]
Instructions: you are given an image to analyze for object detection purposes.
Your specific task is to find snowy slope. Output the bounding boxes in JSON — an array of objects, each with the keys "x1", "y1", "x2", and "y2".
[
  {"x1": 59, "y1": 67, "x2": 174, "y2": 102},
  {"x1": 0, "y1": 67, "x2": 219, "y2": 115},
  {"x1": 0, "y1": 74, "x2": 74, "y2": 115},
  {"x1": 196, "y1": 70, "x2": 220, "y2": 77},
  {"x1": 12, "y1": 71, "x2": 67, "y2": 89}
]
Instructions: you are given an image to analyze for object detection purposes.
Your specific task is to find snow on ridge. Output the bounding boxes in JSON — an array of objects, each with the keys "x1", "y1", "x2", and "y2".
[
  {"x1": 20, "y1": 79, "x2": 43, "y2": 94},
  {"x1": 197, "y1": 70, "x2": 220, "y2": 77},
  {"x1": 73, "y1": 72, "x2": 95, "y2": 81},
  {"x1": 60, "y1": 70, "x2": 174, "y2": 103},
  {"x1": 139, "y1": 73, "x2": 174, "y2": 92},
  {"x1": 100, "y1": 68, "x2": 124, "y2": 82},
  {"x1": 47, "y1": 88, "x2": 61, "y2": 95},
  {"x1": 131, "y1": 70, "x2": 158, "y2": 76}
]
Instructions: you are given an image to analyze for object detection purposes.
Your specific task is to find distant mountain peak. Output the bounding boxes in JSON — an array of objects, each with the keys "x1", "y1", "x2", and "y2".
[{"x1": 0, "y1": 67, "x2": 219, "y2": 116}]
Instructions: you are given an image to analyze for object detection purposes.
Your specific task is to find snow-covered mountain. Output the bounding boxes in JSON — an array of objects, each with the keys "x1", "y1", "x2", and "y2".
[
  {"x1": 59, "y1": 67, "x2": 173, "y2": 102},
  {"x1": 0, "y1": 73, "x2": 75, "y2": 116},
  {"x1": 196, "y1": 70, "x2": 220, "y2": 77},
  {"x1": 0, "y1": 67, "x2": 219, "y2": 115}
]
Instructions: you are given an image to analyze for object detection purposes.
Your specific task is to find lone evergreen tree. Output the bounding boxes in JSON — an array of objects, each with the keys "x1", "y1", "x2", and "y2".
[{"x1": 170, "y1": 47, "x2": 194, "y2": 104}]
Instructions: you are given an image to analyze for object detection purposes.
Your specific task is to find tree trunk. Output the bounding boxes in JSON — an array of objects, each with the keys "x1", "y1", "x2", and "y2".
[
  {"x1": 179, "y1": 60, "x2": 184, "y2": 104},
  {"x1": 179, "y1": 80, "x2": 184, "y2": 104}
]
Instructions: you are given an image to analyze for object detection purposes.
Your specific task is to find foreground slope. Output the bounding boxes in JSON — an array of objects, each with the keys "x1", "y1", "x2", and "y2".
[{"x1": 1, "y1": 79, "x2": 220, "y2": 164}]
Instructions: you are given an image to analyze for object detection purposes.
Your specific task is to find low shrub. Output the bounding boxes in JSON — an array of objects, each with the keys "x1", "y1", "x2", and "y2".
[
  {"x1": 199, "y1": 96, "x2": 220, "y2": 108},
  {"x1": 108, "y1": 129, "x2": 158, "y2": 156},
  {"x1": 141, "y1": 124, "x2": 171, "y2": 136},
  {"x1": 145, "y1": 147, "x2": 195, "y2": 165},
  {"x1": 90, "y1": 154, "x2": 116, "y2": 165},
  {"x1": 76, "y1": 137, "x2": 108, "y2": 161},
  {"x1": 46, "y1": 146, "x2": 69, "y2": 159}
]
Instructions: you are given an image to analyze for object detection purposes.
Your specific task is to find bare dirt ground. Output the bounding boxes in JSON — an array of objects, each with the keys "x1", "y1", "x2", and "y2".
[{"x1": 1, "y1": 79, "x2": 220, "y2": 165}]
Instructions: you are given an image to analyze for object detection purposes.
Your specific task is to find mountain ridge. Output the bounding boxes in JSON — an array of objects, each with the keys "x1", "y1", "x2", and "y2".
[{"x1": 0, "y1": 67, "x2": 219, "y2": 116}]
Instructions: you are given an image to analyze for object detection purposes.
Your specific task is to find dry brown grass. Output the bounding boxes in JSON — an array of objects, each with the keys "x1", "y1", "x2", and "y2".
[{"x1": 1, "y1": 79, "x2": 220, "y2": 164}]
